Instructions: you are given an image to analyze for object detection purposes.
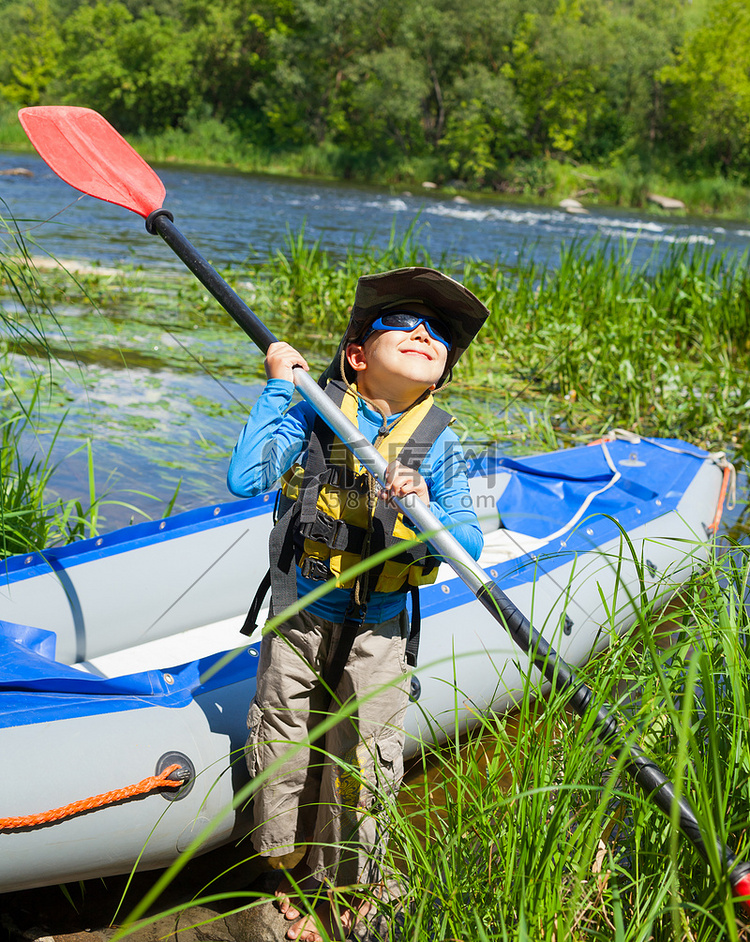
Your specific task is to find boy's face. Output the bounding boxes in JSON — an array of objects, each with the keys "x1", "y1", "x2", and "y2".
[{"x1": 345, "y1": 302, "x2": 449, "y2": 402}]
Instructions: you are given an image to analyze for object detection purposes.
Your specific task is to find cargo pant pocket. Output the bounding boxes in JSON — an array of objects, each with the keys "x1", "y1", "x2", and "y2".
[
  {"x1": 374, "y1": 730, "x2": 405, "y2": 800},
  {"x1": 245, "y1": 700, "x2": 264, "y2": 779}
]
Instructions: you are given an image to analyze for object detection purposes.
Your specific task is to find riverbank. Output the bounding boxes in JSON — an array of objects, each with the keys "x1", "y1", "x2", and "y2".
[{"x1": 1, "y1": 113, "x2": 749, "y2": 224}]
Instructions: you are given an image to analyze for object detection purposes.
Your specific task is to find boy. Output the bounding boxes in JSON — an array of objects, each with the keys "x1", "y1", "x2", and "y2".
[{"x1": 227, "y1": 266, "x2": 488, "y2": 941}]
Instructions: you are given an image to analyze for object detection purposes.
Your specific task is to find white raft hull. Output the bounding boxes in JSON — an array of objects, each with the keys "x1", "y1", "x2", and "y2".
[{"x1": 0, "y1": 436, "x2": 728, "y2": 892}]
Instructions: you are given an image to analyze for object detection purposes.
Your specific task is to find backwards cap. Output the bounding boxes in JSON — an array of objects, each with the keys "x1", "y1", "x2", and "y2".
[{"x1": 320, "y1": 266, "x2": 490, "y2": 387}]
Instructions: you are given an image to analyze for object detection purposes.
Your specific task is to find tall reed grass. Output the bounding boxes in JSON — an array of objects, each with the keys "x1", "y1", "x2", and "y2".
[
  {"x1": 0, "y1": 384, "x2": 168, "y2": 556},
  {"x1": 0, "y1": 219, "x2": 172, "y2": 557},
  {"x1": 381, "y1": 548, "x2": 750, "y2": 941}
]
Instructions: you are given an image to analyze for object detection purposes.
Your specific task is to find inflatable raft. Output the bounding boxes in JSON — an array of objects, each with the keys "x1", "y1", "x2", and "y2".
[{"x1": 0, "y1": 433, "x2": 731, "y2": 892}]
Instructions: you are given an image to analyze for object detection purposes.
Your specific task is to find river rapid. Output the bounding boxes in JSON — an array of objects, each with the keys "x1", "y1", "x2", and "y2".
[{"x1": 0, "y1": 149, "x2": 748, "y2": 536}]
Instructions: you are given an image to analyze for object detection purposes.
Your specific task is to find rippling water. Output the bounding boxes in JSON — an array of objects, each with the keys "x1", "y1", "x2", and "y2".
[{"x1": 2, "y1": 150, "x2": 750, "y2": 273}]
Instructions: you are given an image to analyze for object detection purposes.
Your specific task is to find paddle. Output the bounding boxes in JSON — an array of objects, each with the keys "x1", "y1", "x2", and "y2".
[{"x1": 18, "y1": 104, "x2": 750, "y2": 913}]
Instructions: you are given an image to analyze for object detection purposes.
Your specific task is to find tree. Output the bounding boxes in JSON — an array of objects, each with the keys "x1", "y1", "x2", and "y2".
[
  {"x1": 50, "y1": 1, "x2": 202, "y2": 133},
  {"x1": 580, "y1": 0, "x2": 686, "y2": 161},
  {"x1": 0, "y1": 0, "x2": 61, "y2": 107},
  {"x1": 347, "y1": 45, "x2": 430, "y2": 156},
  {"x1": 660, "y1": 0, "x2": 750, "y2": 176},
  {"x1": 501, "y1": 0, "x2": 613, "y2": 158},
  {"x1": 182, "y1": 0, "x2": 293, "y2": 129},
  {"x1": 251, "y1": 0, "x2": 397, "y2": 147},
  {"x1": 440, "y1": 65, "x2": 526, "y2": 184}
]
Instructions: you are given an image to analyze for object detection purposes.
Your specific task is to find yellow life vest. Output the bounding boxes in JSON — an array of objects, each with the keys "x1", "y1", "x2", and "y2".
[{"x1": 274, "y1": 381, "x2": 453, "y2": 598}]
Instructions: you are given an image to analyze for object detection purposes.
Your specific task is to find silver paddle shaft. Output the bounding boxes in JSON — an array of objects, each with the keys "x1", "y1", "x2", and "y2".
[{"x1": 292, "y1": 367, "x2": 489, "y2": 593}]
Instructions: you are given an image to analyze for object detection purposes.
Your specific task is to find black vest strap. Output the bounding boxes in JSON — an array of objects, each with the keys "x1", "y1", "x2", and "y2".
[
  {"x1": 406, "y1": 584, "x2": 421, "y2": 668},
  {"x1": 252, "y1": 382, "x2": 451, "y2": 676},
  {"x1": 240, "y1": 568, "x2": 271, "y2": 637}
]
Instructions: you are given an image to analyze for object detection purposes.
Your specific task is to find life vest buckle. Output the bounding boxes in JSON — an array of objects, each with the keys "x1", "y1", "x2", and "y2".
[
  {"x1": 300, "y1": 556, "x2": 332, "y2": 582},
  {"x1": 300, "y1": 512, "x2": 339, "y2": 545},
  {"x1": 299, "y1": 512, "x2": 364, "y2": 552}
]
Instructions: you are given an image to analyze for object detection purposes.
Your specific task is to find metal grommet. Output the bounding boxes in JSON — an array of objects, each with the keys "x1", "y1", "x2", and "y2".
[{"x1": 156, "y1": 751, "x2": 195, "y2": 801}]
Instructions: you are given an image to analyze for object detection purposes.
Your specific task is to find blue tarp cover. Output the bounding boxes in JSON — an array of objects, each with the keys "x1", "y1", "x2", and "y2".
[{"x1": 0, "y1": 619, "x2": 251, "y2": 728}]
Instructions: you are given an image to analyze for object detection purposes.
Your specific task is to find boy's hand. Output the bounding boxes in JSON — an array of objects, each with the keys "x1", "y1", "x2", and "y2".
[
  {"x1": 381, "y1": 459, "x2": 430, "y2": 507},
  {"x1": 265, "y1": 342, "x2": 310, "y2": 382}
]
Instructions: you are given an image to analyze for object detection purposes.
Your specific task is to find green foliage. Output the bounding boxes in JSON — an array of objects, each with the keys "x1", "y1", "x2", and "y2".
[
  {"x1": 49, "y1": 1, "x2": 202, "y2": 132},
  {"x1": 440, "y1": 64, "x2": 525, "y2": 184},
  {"x1": 185, "y1": 0, "x2": 293, "y2": 131},
  {"x1": 0, "y1": 385, "x2": 108, "y2": 556},
  {"x1": 1, "y1": 0, "x2": 747, "y2": 187},
  {"x1": 0, "y1": 0, "x2": 62, "y2": 107},
  {"x1": 660, "y1": 0, "x2": 750, "y2": 174}
]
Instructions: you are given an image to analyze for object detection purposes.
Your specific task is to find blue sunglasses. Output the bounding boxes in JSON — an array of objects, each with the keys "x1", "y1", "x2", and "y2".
[{"x1": 361, "y1": 310, "x2": 453, "y2": 349}]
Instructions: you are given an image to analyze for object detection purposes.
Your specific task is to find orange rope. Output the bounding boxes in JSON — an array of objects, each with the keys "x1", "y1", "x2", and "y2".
[
  {"x1": 707, "y1": 464, "x2": 732, "y2": 535},
  {"x1": 0, "y1": 763, "x2": 184, "y2": 830}
]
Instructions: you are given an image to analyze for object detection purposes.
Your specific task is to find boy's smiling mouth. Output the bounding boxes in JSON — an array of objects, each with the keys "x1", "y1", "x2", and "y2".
[{"x1": 401, "y1": 347, "x2": 434, "y2": 359}]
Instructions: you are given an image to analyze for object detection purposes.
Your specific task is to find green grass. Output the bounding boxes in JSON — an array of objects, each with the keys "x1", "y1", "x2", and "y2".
[
  {"x1": 384, "y1": 552, "x2": 750, "y2": 941},
  {"x1": 0, "y1": 375, "x2": 178, "y2": 557},
  {"x1": 0, "y1": 234, "x2": 179, "y2": 557}
]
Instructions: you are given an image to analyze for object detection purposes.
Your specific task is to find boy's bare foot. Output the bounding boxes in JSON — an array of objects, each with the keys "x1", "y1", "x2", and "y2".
[
  {"x1": 285, "y1": 903, "x2": 331, "y2": 942},
  {"x1": 275, "y1": 863, "x2": 312, "y2": 921},
  {"x1": 285, "y1": 892, "x2": 374, "y2": 942},
  {"x1": 339, "y1": 895, "x2": 374, "y2": 935}
]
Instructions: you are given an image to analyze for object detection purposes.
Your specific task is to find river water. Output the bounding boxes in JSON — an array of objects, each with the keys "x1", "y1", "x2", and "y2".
[
  {"x1": 1, "y1": 149, "x2": 748, "y2": 536},
  {"x1": 4, "y1": 150, "x2": 750, "y2": 271}
]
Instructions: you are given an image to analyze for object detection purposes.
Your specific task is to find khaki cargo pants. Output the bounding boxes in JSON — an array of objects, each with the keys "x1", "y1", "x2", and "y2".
[{"x1": 245, "y1": 607, "x2": 410, "y2": 888}]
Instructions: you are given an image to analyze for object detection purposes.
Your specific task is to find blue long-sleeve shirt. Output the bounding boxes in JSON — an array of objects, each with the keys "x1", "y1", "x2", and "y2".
[{"x1": 228, "y1": 378, "x2": 483, "y2": 622}]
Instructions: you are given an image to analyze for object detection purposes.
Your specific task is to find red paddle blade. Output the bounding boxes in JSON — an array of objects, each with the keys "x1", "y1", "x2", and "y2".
[{"x1": 18, "y1": 106, "x2": 165, "y2": 219}]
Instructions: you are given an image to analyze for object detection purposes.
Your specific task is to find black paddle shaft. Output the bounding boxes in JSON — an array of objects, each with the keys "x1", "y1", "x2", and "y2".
[
  {"x1": 477, "y1": 582, "x2": 750, "y2": 888},
  {"x1": 146, "y1": 209, "x2": 278, "y2": 353}
]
